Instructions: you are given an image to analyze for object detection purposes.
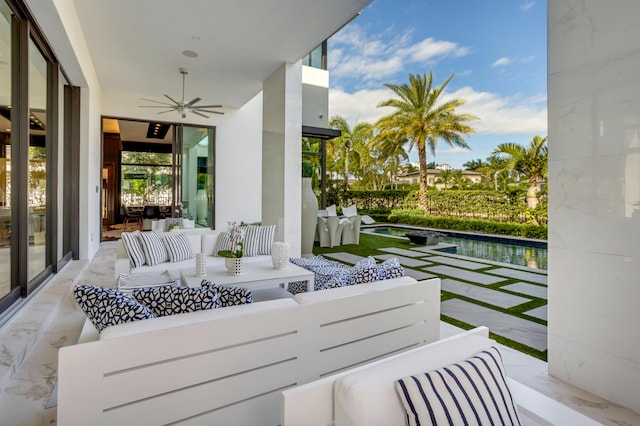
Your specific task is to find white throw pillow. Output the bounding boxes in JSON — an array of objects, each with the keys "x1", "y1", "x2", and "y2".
[
  {"x1": 342, "y1": 204, "x2": 358, "y2": 217},
  {"x1": 326, "y1": 204, "x2": 337, "y2": 216}
]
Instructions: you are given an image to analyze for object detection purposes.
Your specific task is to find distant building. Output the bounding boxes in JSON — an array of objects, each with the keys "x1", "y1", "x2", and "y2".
[{"x1": 395, "y1": 169, "x2": 485, "y2": 189}]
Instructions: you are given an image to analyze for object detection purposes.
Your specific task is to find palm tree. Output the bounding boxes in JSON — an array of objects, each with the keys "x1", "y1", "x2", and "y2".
[
  {"x1": 435, "y1": 169, "x2": 454, "y2": 189},
  {"x1": 370, "y1": 133, "x2": 409, "y2": 190},
  {"x1": 329, "y1": 116, "x2": 373, "y2": 186},
  {"x1": 478, "y1": 155, "x2": 511, "y2": 191},
  {"x1": 374, "y1": 72, "x2": 478, "y2": 211},
  {"x1": 492, "y1": 135, "x2": 548, "y2": 208}
]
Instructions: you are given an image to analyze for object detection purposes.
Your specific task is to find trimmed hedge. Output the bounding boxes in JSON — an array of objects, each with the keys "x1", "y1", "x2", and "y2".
[{"x1": 387, "y1": 209, "x2": 547, "y2": 239}]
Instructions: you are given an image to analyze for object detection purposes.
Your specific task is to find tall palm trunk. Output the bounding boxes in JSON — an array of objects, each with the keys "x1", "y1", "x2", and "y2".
[
  {"x1": 527, "y1": 175, "x2": 539, "y2": 208},
  {"x1": 417, "y1": 143, "x2": 429, "y2": 213},
  {"x1": 343, "y1": 144, "x2": 350, "y2": 186}
]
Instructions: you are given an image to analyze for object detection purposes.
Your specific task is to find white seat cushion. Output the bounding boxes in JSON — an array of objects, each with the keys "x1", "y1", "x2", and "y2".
[{"x1": 334, "y1": 333, "x2": 495, "y2": 426}]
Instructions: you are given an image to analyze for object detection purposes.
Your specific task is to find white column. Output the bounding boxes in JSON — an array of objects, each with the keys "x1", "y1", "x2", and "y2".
[
  {"x1": 548, "y1": 0, "x2": 640, "y2": 413},
  {"x1": 262, "y1": 62, "x2": 303, "y2": 256}
]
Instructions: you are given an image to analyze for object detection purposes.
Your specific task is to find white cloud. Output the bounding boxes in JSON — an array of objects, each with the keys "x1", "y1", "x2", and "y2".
[
  {"x1": 491, "y1": 57, "x2": 511, "y2": 67},
  {"x1": 329, "y1": 86, "x2": 547, "y2": 136},
  {"x1": 520, "y1": 1, "x2": 536, "y2": 11},
  {"x1": 328, "y1": 24, "x2": 470, "y2": 86}
]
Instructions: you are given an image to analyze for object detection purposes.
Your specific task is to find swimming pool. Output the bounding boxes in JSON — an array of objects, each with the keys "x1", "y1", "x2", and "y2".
[{"x1": 363, "y1": 225, "x2": 547, "y2": 270}]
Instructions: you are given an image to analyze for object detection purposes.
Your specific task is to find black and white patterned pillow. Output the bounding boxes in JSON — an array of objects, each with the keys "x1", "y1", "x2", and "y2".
[
  {"x1": 132, "y1": 286, "x2": 220, "y2": 316},
  {"x1": 395, "y1": 346, "x2": 521, "y2": 426},
  {"x1": 163, "y1": 218, "x2": 184, "y2": 231},
  {"x1": 287, "y1": 280, "x2": 309, "y2": 295},
  {"x1": 213, "y1": 231, "x2": 234, "y2": 256},
  {"x1": 201, "y1": 279, "x2": 253, "y2": 306},
  {"x1": 244, "y1": 225, "x2": 276, "y2": 256},
  {"x1": 375, "y1": 257, "x2": 405, "y2": 281},
  {"x1": 351, "y1": 256, "x2": 378, "y2": 285},
  {"x1": 162, "y1": 233, "x2": 194, "y2": 263},
  {"x1": 314, "y1": 265, "x2": 352, "y2": 290},
  {"x1": 290, "y1": 255, "x2": 335, "y2": 272},
  {"x1": 138, "y1": 231, "x2": 169, "y2": 266},
  {"x1": 73, "y1": 284, "x2": 155, "y2": 333},
  {"x1": 121, "y1": 231, "x2": 146, "y2": 268}
]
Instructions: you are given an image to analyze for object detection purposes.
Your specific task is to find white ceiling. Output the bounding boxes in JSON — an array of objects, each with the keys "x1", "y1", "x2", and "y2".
[{"x1": 67, "y1": 0, "x2": 371, "y2": 110}]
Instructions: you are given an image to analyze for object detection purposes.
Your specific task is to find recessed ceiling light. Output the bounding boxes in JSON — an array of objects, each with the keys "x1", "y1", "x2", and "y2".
[{"x1": 182, "y1": 50, "x2": 198, "y2": 58}]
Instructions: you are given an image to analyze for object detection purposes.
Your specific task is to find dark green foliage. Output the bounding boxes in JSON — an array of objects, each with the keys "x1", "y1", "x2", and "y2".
[
  {"x1": 302, "y1": 162, "x2": 314, "y2": 178},
  {"x1": 387, "y1": 209, "x2": 547, "y2": 239}
]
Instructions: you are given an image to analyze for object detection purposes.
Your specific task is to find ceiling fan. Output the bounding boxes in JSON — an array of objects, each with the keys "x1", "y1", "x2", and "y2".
[{"x1": 140, "y1": 67, "x2": 224, "y2": 118}]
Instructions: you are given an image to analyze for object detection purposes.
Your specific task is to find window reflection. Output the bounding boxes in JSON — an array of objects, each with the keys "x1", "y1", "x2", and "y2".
[
  {"x1": 0, "y1": 0, "x2": 11, "y2": 299},
  {"x1": 28, "y1": 38, "x2": 47, "y2": 280}
]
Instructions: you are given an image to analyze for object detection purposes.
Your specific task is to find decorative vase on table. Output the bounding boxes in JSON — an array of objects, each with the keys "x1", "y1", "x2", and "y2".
[
  {"x1": 301, "y1": 177, "x2": 318, "y2": 257},
  {"x1": 195, "y1": 253, "x2": 207, "y2": 276},
  {"x1": 225, "y1": 257, "x2": 243, "y2": 275},
  {"x1": 271, "y1": 241, "x2": 290, "y2": 269}
]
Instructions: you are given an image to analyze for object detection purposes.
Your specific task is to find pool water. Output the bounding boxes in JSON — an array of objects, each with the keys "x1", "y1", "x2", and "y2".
[{"x1": 365, "y1": 226, "x2": 547, "y2": 270}]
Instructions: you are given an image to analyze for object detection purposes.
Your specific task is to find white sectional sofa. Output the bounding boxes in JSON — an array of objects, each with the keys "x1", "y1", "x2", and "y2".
[
  {"x1": 282, "y1": 327, "x2": 603, "y2": 426},
  {"x1": 58, "y1": 276, "x2": 441, "y2": 425},
  {"x1": 114, "y1": 228, "x2": 271, "y2": 280}
]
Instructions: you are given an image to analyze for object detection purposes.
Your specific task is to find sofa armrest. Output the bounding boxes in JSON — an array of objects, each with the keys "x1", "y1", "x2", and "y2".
[{"x1": 114, "y1": 258, "x2": 132, "y2": 280}]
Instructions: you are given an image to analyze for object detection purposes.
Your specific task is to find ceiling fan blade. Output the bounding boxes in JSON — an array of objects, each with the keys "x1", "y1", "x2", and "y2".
[
  {"x1": 185, "y1": 97, "x2": 201, "y2": 107},
  {"x1": 139, "y1": 105, "x2": 178, "y2": 108},
  {"x1": 192, "y1": 110, "x2": 210, "y2": 119},
  {"x1": 164, "y1": 94, "x2": 181, "y2": 105},
  {"x1": 193, "y1": 104, "x2": 223, "y2": 109},
  {"x1": 140, "y1": 98, "x2": 175, "y2": 106},
  {"x1": 156, "y1": 109, "x2": 174, "y2": 115},
  {"x1": 196, "y1": 109, "x2": 225, "y2": 115}
]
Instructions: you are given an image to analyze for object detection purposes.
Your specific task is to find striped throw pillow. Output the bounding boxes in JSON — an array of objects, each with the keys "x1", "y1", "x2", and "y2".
[
  {"x1": 213, "y1": 231, "x2": 234, "y2": 256},
  {"x1": 138, "y1": 231, "x2": 170, "y2": 266},
  {"x1": 121, "y1": 231, "x2": 146, "y2": 268},
  {"x1": 244, "y1": 225, "x2": 275, "y2": 256},
  {"x1": 162, "y1": 233, "x2": 194, "y2": 262},
  {"x1": 395, "y1": 346, "x2": 521, "y2": 426}
]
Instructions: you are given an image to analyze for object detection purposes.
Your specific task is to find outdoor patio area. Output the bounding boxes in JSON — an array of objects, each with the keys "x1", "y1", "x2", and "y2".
[
  {"x1": 315, "y1": 231, "x2": 548, "y2": 359},
  {"x1": 0, "y1": 238, "x2": 639, "y2": 425}
]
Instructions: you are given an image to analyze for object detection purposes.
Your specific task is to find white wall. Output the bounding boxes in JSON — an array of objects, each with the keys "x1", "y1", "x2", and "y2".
[
  {"x1": 262, "y1": 62, "x2": 303, "y2": 256},
  {"x1": 547, "y1": 0, "x2": 640, "y2": 413},
  {"x1": 302, "y1": 66, "x2": 329, "y2": 128},
  {"x1": 215, "y1": 92, "x2": 264, "y2": 229}
]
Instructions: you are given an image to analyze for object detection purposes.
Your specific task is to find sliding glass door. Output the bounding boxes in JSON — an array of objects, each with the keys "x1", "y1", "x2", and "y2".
[{"x1": 180, "y1": 125, "x2": 214, "y2": 228}]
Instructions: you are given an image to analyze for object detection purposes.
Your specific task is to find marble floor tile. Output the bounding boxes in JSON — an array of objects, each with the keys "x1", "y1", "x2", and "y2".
[
  {"x1": 442, "y1": 279, "x2": 531, "y2": 308},
  {"x1": 425, "y1": 255, "x2": 492, "y2": 270},
  {"x1": 502, "y1": 282, "x2": 548, "y2": 299},
  {"x1": 374, "y1": 254, "x2": 431, "y2": 268},
  {"x1": 441, "y1": 298, "x2": 547, "y2": 351},
  {"x1": 488, "y1": 267, "x2": 547, "y2": 284},
  {"x1": 423, "y1": 265, "x2": 507, "y2": 285}
]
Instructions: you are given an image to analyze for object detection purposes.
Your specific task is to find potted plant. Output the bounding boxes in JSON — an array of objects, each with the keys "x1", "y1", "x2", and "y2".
[{"x1": 217, "y1": 221, "x2": 245, "y2": 274}]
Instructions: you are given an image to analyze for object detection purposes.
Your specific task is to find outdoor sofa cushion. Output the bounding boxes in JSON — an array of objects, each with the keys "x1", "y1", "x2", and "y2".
[{"x1": 73, "y1": 284, "x2": 156, "y2": 333}]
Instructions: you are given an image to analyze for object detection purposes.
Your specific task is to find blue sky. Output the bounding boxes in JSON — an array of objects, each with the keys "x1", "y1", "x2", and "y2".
[{"x1": 327, "y1": 0, "x2": 547, "y2": 169}]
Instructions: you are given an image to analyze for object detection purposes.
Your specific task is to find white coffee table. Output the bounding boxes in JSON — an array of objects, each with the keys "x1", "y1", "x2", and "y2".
[{"x1": 180, "y1": 259, "x2": 315, "y2": 292}]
